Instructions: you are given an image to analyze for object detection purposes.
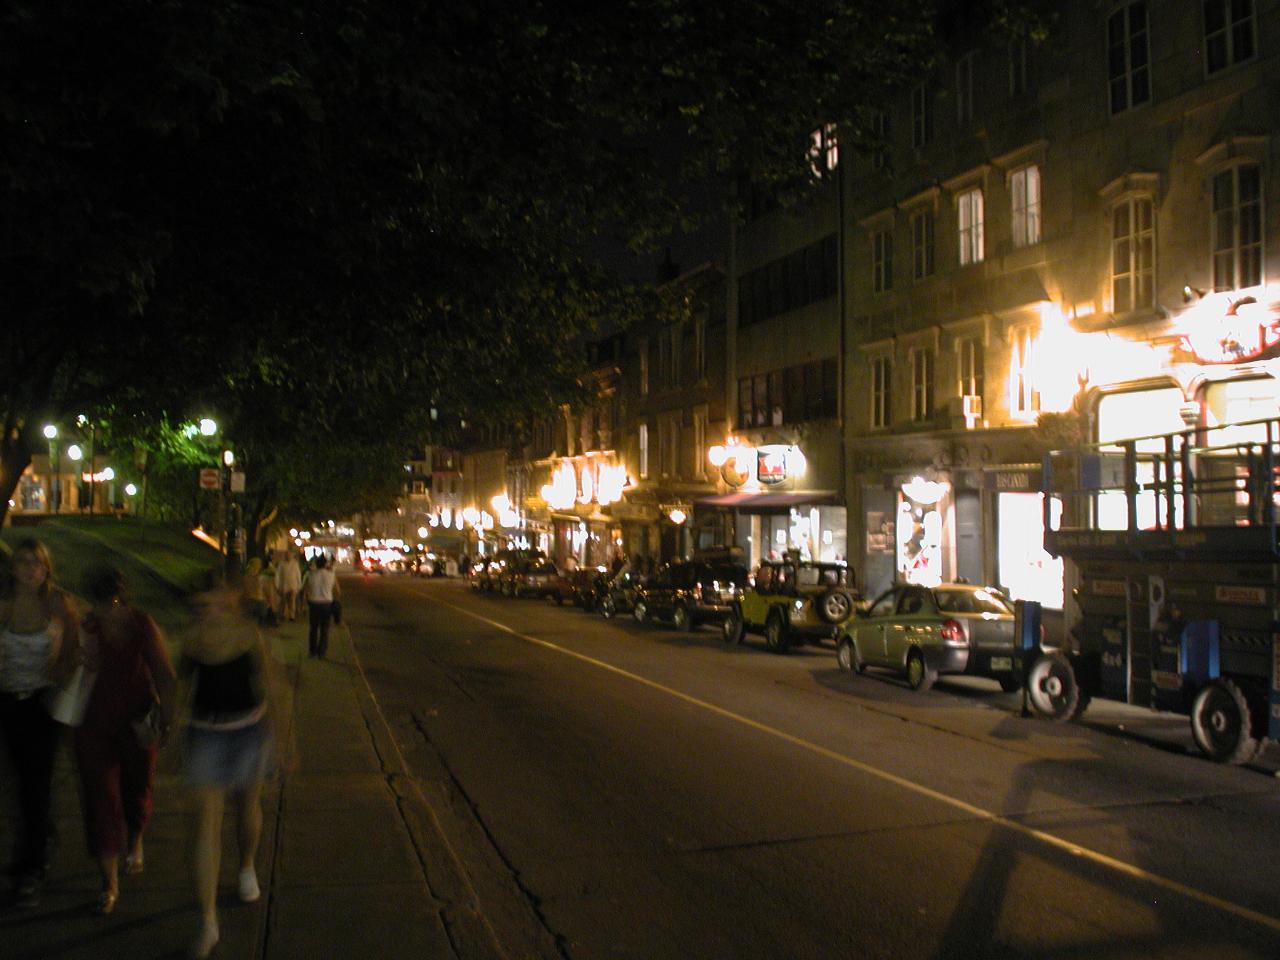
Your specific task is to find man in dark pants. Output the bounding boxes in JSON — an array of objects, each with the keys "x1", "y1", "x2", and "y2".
[{"x1": 304, "y1": 555, "x2": 340, "y2": 658}]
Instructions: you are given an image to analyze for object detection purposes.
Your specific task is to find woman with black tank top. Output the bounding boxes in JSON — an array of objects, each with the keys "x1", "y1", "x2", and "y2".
[{"x1": 179, "y1": 593, "x2": 276, "y2": 959}]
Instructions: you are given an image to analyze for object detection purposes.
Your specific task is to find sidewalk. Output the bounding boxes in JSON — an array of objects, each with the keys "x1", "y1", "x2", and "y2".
[{"x1": 0, "y1": 609, "x2": 476, "y2": 960}]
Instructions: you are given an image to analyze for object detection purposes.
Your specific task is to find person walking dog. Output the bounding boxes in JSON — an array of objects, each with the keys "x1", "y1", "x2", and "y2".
[{"x1": 304, "y1": 555, "x2": 339, "y2": 659}]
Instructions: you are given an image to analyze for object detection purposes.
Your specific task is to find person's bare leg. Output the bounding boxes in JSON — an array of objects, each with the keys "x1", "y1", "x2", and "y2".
[
  {"x1": 96, "y1": 854, "x2": 119, "y2": 913},
  {"x1": 191, "y1": 788, "x2": 225, "y2": 956},
  {"x1": 234, "y1": 782, "x2": 264, "y2": 901}
]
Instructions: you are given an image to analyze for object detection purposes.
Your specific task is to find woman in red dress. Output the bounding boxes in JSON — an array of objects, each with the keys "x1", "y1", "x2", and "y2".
[{"x1": 73, "y1": 566, "x2": 176, "y2": 914}]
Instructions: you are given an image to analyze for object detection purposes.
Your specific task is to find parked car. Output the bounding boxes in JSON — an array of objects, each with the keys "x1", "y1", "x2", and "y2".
[
  {"x1": 469, "y1": 558, "x2": 501, "y2": 591},
  {"x1": 835, "y1": 583, "x2": 1027, "y2": 692},
  {"x1": 633, "y1": 561, "x2": 749, "y2": 631},
  {"x1": 564, "y1": 567, "x2": 607, "y2": 611},
  {"x1": 723, "y1": 560, "x2": 862, "y2": 652},
  {"x1": 518, "y1": 561, "x2": 575, "y2": 603}
]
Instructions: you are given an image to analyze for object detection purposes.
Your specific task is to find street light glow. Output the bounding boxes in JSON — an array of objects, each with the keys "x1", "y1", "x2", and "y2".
[
  {"x1": 199, "y1": 418, "x2": 218, "y2": 436},
  {"x1": 125, "y1": 483, "x2": 138, "y2": 496},
  {"x1": 223, "y1": 449, "x2": 235, "y2": 466},
  {"x1": 43, "y1": 424, "x2": 57, "y2": 440},
  {"x1": 67, "y1": 444, "x2": 83, "y2": 461}
]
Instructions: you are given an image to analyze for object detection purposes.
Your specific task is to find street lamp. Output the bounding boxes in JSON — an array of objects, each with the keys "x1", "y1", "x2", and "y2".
[
  {"x1": 43, "y1": 425, "x2": 59, "y2": 514},
  {"x1": 200, "y1": 418, "x2": 218, "y2": 437}
]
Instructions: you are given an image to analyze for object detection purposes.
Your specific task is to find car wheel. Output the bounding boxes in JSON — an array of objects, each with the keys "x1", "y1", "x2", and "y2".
[
  {"x1": 722, "y1": 606, "x2": 745, "y2": 645},
  {"x1": 633, "y1": 600, "x2": 648, "y2": 624},
  {"x1": 1190, "y1": 679, "x2": 1259, "y2": 764},
  {"x1": 672, "y1": 604, "x2": 693, "y2": 632},
  {"x1": 764, "y1": 611, "x2": 790, "y2": 653},
  {"x1": 906, "y1": 649, "x2": 936, "y2": 692},
  {"x1": 836, "y1": 636, "x2": 865, "y2": 674},
  {"x1": 817, "y1": 590, "x2": 854, "y2": 625},
  {"x1": 1025, "y1": 652, "x2": 1084, "y2": 722},
  {"x1": 600, "y1": 596, "x2": 615, "y2": 619}
]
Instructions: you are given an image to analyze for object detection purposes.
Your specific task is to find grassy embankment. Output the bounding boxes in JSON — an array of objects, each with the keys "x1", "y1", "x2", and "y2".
[{"x1": 0, "y1": 516, "x2": 223, "y2": 639}]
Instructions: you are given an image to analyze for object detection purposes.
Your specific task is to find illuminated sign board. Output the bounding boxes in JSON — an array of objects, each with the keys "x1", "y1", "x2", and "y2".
[{"x1": 1176, "y1": 294, "x2": 1280, "y2": 365}]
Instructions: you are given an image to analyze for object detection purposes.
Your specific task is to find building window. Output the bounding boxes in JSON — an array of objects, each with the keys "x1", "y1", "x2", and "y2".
[
  {"x1": 911, "y1": 348, "x2": 935, "y2": 421},
  {"x1": 1204, "y1": 0, "x2": 1254, "y2": 74},
  {"x1": 873, "y1": 229, "x2": 893, "y2": 293},
  {"x1": 957, "y1": 188, "x2": 984, "y2": 265},
  {"x1": 1009, "y1": 38, "x2": 1029, "y2": 96},
  {"x1": 692, "y1": 407, "x2": 707, "y2": 480},
  {"x1": 911, "y1": 83, "x2": 930, "y2": 149},
  {"x1": 1212, "y1": 164, "x2": 1263, "y2": 291},
  {"x1": 912, "y1": 210, "x2": 935, "y2": 280},
  {"x1": 957, "y1": 337, "x2": 984, "y2": 399},
  {"x1": 659, "y1": 416, "x2": 680, "y2": 478},
  {"x1": 694, "y1": 314, "x2": 706, "y2": 380},
  {"x1": 639, "y1": 339, "x2": 650, "y2": 396},
  {"x1": 955, "y1": 52, "x2": 976, "y2": 126},
  {"x1": 1108, "y1": 2, "x2": 1150, "y2": 115},
  {"x1": 871, "y1": 111, "x2": 889, "y2": 171},
  {"x1": 808, "y1": 122, "x2": 839, "y2": 178},
  {"x1": 737, "y1": 235, "x2": 837, "y2": 327},
  {"x1": 638, "y1": 423, "x2": 649, "y2": 478},
  {"x1": 1010, "y1": 165, "x2": 1041, "y2": 248},
  {"x1": 1112, "y1": 196, "x2": 1155, "y2": 312},
  {"x1": 871, "y1": 356, "x2": 892, "y2": 428},
  {"x1": 1009, "y1": 326, "x2": 1037, "y2": 418}
]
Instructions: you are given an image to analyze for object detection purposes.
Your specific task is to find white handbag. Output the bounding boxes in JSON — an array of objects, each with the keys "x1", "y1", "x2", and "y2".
[{"x1": 45, "y1": 661, "x2": 96, "y2": 726}]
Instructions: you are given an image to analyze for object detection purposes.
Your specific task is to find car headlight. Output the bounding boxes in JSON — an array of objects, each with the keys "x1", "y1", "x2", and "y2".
[{"x1": 794, "y1": 600, "x2": 804, "y2": 611}]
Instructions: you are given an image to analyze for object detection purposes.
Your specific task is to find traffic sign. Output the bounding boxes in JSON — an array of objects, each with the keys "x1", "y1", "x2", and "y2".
[{"x1": 199, "y1": 468, "x2": 220, "y2": 490}]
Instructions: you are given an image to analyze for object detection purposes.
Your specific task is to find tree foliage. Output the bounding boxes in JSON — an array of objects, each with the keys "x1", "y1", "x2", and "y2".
[{"x1": 1, "y1": 0, "x2": 1002, "y2": 529}]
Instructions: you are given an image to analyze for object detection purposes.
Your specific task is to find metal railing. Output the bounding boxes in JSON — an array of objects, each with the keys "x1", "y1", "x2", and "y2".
[{"x1": 1043, "y1": 416, "x2": 1280, "y2": 542}]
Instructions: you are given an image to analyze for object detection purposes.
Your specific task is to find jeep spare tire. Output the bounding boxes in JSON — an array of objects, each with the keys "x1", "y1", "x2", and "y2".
[{"x1": 817, "y1": 590, "x2": 854, "y2": 624}]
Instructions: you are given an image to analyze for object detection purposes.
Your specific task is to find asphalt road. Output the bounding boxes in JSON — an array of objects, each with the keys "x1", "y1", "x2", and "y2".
[{"x1": 339, "y1": 574, "x2": 1280, "y2": 960}]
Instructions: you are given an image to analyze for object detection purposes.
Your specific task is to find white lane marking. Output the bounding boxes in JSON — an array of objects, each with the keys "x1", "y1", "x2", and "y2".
[{"x1": 425, "y1": 589, "x2": 1280, "y2": 936}]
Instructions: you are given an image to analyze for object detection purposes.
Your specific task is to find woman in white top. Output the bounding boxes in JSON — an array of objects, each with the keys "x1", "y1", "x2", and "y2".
[
  {"x1": 304, "y1": 554, "x2": 340, "y2": 659},
  {"x1": 274, "y1": 550, "x2": 302, "y2": 622},
  {"x1": 0, "y1": 538, "x2": 79, "y2": 907}
]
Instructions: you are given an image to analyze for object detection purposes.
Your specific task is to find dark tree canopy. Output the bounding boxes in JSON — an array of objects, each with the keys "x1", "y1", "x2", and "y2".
[{"x1": 1, "y1": 0, "x2": 1023, "y2": 528}]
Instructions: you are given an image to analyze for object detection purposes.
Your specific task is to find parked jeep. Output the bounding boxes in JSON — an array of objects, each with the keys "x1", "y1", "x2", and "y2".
[{"x1": 722, "y1": 560, "x2": 862, "y2": 653}]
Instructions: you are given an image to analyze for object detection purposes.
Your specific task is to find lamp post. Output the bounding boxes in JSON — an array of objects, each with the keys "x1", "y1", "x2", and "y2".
[
  {"x1": 42, "y1": 425, "x2": 58, "y2": 514},
  {"x1": 66, "y1": 443, "x2": 83, "y2": 511}
]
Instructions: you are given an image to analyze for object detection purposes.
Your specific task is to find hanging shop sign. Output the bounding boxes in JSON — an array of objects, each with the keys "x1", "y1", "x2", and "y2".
[
  {"x1": 1175, "y1": 294, "x2": 1280, "y2": 365},
  {"x1": 709, "y1": 442, "x2": 807, "y2": 489}
]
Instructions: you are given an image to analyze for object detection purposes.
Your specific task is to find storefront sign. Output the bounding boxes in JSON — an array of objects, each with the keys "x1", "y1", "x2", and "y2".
[
  {"x1": 710, "y1": 442, "x2": 806, "y2": 489},
  {"x1": 1215, "y1": 584, "x2": 1267, "y2": 606},
  {"x1": 757, "y1": 446, "x2": 788, "y2": 485}
]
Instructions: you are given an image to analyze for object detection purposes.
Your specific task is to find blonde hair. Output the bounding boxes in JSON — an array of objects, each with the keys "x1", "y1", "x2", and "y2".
[{"x1": 3, "y1": 537, "x2": 56, "y2": 601}]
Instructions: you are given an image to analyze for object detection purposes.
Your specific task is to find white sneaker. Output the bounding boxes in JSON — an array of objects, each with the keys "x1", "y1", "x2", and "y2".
[
  {"x1": 238, "y1": 866, "x2": 260, "y2": 903},
  {"x1": 190, "y1": 918, "x2": 219, "y2": 959}
]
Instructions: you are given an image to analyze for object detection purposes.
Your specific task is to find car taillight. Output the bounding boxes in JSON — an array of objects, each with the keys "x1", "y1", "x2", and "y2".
[{"x1": 940, "y1": 619, "x2": 967, "y2": 645}]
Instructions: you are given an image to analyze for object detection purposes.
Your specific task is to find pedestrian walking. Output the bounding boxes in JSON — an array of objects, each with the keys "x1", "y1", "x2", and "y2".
[
  {"x1": 275, "y1": 550, "x2": 302, "y2": 622},
  {"x1": 0, "y1": 537, "x2": 79, "y2": 907},
  {"x1": 73, "y1": 565, "x2": 176, "y2": 915},
  {"x1": 304, "y1": 554, "x2": 340, "y2": 659},
  {"x1": 257, "y1": 554, "x2": 278, "y2": 626},
  {"x1": 180, "y1": 593, "x2": 278, "y2": 959}
]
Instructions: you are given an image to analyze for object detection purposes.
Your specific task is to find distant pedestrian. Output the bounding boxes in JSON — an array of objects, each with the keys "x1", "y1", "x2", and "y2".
[
  {"x1": 0, "y1": 537, "x2": 79, "y2": 907},
  {"x1": 180, "y1": 593, "x2": 278, "y2": 959},
  {"x1": 304, "y1": 555, "x2": 340, "y2": 659},
  {"x1": 257, "y1": 555, "x2": 278, "y2": 625},
  {"x1": 73, "y1": 565, "x2": 176, "y2": 915},
  {"x1": 275, "y1": 550, "x2": 302, "y2": 622}
]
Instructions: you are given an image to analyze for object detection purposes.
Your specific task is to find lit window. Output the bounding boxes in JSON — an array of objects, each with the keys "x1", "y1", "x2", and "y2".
[
  {"x1": 1211, "y1": 164, "x2": 1263, "y2": 291},
  {"x1": 1010, "y1": 166, "x2": 1041, "y2": 247},
  {"x1": 955, "y1": 52, "x2": 976, "y2": 125},
  {"x1": 638, "y1": 424, "x2": 649, "y2": 478},
  {"x1": 871, "y1": 356, "x2": 893, "y2": 428},
  {"x1": 1009, "y1": 326, "x2": 1038, "y2": 418},
  {"x1": 1204, "y1": 0, "x2": 1254, "y2": 74},
  {"x1": 911, "y1": 83, "x2": 930, "y2": 149},
  {"x1": 873, "y1": 229, "x2": 893, "y2": 293},
  {"x1": 808, "y1": 123, "x2": 839, "y2": 178},
  {"x1": 912, "y1": 348, "x2": 935, "y2": 421},
  {"x1": 1111, "y1": 196, "x2": 1154, "y2": 312},
  {"x1": 957, "y1": 188, "x2": 984, "y2": 265},
  {"x1": 1108, "y1": 2, "x2": 1150, "y2": 115},
  {"x1": 957, "y1": 337, "x2": 984, "y2": 399},
  {"x1": 912, "y1": 210, "x2": 935, "y2": 280}
]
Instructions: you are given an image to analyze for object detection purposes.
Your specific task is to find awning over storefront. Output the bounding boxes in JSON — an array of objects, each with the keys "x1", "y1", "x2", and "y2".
[{"x1": 696, "y1": 490, "x2": 839, "y2": 513}]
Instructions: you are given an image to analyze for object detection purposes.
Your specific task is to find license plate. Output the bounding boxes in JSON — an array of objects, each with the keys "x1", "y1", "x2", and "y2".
[{"x1": 990, "y1": 657, "x2": 1012, "y2": 671}]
